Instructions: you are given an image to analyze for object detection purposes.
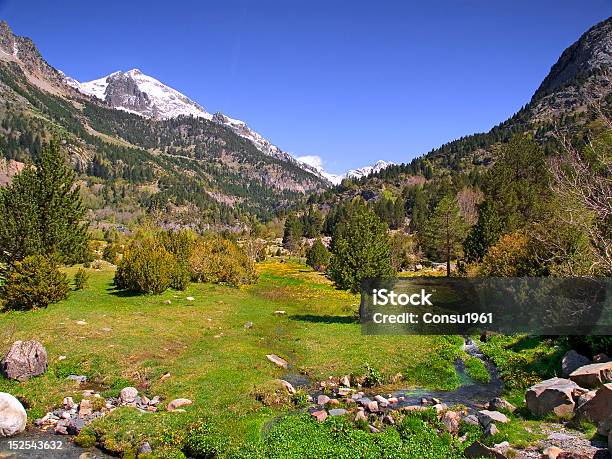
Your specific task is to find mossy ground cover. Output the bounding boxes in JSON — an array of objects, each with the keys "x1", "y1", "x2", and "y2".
[{"x1": 0, "y1": 259, "x2": 463, "y2": 457}]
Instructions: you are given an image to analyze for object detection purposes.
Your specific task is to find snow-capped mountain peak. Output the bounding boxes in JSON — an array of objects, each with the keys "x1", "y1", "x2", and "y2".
[
  {"x1": 345, "y1": 160, "x2": 394, "y2": 179},
  {"x1": 296, "y1": 157, "x2": 394, "y2": 185},
  {"x1": 69, "y1": 69, "x2": 209, "y2": 119}
]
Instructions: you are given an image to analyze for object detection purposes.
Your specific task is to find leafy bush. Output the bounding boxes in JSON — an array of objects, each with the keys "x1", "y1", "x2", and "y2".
[
  {"x1": 74, "y1": 268, "x2": 90, "y2": 290},
  {"x1": 189, "y1": 235, "x2": 257, "y2": 286},
  {"x1": 102, "y1": 243, "x2": 120, "y2": 264},
  {"x1": 363, "y1": 363, "x2": 384, "y2": 387},
  {"x1": 114, "y1": 238, "x2": 178, "y2": 294},
  {"x1": 305, "y1": 239, "x2": 330, "y2": 271},
  {"x1": 2, "y1": 255, "x2": 69, "y2": 310},
  {"x1": 480, "y1": 231, "x2": 540, "y2": 276}
]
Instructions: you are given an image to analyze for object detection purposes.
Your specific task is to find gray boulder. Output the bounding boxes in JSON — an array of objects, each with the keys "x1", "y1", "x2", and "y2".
[
  {"x1": 561, "y1": 350, "x2": 591, "y2": 377},
  {"x1": 569, "y1": 362, "x2": 612, "y2": 388},
  {"x1": 477, "y1": 410, "x2": 509, "y2": 427},
  {"x1": 576, "y1": 383, "x2": 612, "y2": 424},
  {"x1": 1, "y1": 340, "x2": 48, "y2": 381},
  {"x1": 0, "y1": 392, "x2": 27, "y2": 437},
  {"x1": 525, "y1": 377, "x2": 582, "y2": 417}
]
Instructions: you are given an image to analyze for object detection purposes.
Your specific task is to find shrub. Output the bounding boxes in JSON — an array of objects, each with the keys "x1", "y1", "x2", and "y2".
[
  {"x1": 102, "y1": 243, "x2": 120, "y2": 264},
  {"x1": 362, "y1": 363, "x2": 384, "y2": 387},
  {"x1": 170, "y1": 262, "x2": 191, "y2": 291},
  {"x1": 114, "y1": 238, "x2": 178, "y2": 294},
  {"x1": 189, "y1": 235, "x2": 257, "y2": 286},
  {"x1": 305, "y1": 239, "x2": 330, "y2": 271},
  {"x1": 2, "y1": 255, "x2": 69, "y2": 310},
  {"x1": 74, "y1": 268, "x2": 90, "y2": 290},
  {"x1": 480, "y1": 231, "x2": 540, "y2": 276}
]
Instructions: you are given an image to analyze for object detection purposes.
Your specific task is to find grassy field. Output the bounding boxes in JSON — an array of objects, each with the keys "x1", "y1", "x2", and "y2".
[{"x1": 0, "y1": 259, "x2": 462, "y2": 456}]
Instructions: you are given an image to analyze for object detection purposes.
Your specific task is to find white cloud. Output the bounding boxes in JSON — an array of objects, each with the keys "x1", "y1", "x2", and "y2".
[{"x1": 296, "y1": 155, "x2": 324, "y2": 169}]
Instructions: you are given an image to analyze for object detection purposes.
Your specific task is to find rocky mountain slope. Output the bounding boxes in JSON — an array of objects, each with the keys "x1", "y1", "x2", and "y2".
[
  {"x1": 0, "y1": 21, "x2": 330, "y2": 226},
  {"x1": 68, "y1": 68, "x2": 328, "y2": 181}
]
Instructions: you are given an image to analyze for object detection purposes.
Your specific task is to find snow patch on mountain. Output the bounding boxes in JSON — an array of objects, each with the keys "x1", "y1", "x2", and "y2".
[
  {"x1": 345, "y1": 160, "x2": 395, "y2": 179},
  {"x1": 67, "y1": 68, "x2": 391, "y2": 186},
  {"x1": 296, "y1": 156, "x2": 394, "y2": 185}
]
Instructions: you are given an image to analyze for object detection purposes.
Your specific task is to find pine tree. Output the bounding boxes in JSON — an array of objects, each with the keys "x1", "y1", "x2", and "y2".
[
  {"x1": 463, "y1": 200, "x2": 503, "y2": 262},
  {"x1": 327, "y1": 200, "x2": 394, "y2": 293},
  {"x1": 0, "y1": 140, "x2": 88, "y2": 264},
  {"x1": 282, "y1": 213, "x2": 303, "y2": 252},
  {"x1": 422, "y1": 195, "x2": 468, "y2": 276},
  {"x1": 306, "y1": 238, "x2": 330, "y2": 271}
]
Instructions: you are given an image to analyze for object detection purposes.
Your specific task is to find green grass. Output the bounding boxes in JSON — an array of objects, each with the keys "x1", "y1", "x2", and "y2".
[
  {"x1": 463, "y1": 356, "x2": 490, "y2": 384},
  {"x1": 0, "y1": 259, "x2": 462, "y2": 457}
]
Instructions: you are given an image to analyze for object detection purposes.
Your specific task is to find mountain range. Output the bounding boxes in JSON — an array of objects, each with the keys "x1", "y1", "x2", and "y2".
[
  {"x1": 66, "y1": 67, "x2": 391, "y2": 183},
  {"x1": 0, "y1": 16, "x2": 611, "y2": 227}
]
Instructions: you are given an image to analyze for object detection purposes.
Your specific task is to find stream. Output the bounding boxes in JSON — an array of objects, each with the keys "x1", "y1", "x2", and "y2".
[
  {"x1": 3, "y1": 339, "x2": 500, "y2": 458},
  {"x1": 394, "y1": 337, "x2": 503, "y2": 410}
]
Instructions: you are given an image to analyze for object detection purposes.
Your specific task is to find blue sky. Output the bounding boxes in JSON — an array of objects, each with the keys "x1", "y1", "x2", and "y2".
[{"x1": 1, "y1": 1, "x2": 610, "y2": 173}]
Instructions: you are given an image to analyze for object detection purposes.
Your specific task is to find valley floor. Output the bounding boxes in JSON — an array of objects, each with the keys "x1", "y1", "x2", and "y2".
[{"x1": 0, "y1": 260, "x2": 464, "y2": 456}]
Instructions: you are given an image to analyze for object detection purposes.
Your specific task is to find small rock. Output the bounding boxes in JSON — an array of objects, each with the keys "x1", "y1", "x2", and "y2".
[
  {"x1": 274, "y1": 310, "x2": 286, "y2": 315},
  {"x1": 76, "y1": 320, "x2": 87, "y2": 325},
  {"x1": 79, "y1": 399, "x2": 92, "y2": 416},
  {"x1": 0, "y1": 340, "x2": 48, "y2": 381},
  {"x1": 477, "y1": 410, "x2": 509, "y2": 427},
  {"x1": 374, "y1": 395, "x2": 389, "y2": 407},
  {"x1": 66, "y1": 375, "x2": 87, "y2": 383},
  {"x1": 63, "y1": 397, "x2": 76, "y2": 410},
  {"x1": 120, "y1": 387, "x2": 138, "y2": 404},
  {"x1": 327, "y1": 398, "x2": 340, "y2": 406},
  {"x1": 593, "y1": 353, "x2": 611, "y2": 363},
  {"x1": 569, "y1": 362, "x2": 612, "y2": 388},
  {"x1": 420, "y1": 397, "x2": 429, "y2": 405},
  {"x1": 317, "y1": 395, "x2": 330, "y2": 405},
  {"x1": 542, "y1": 446, "x2": 564, "y2": 459},
  {"x1": 387, "y1": 397, "x2": 398, "y2": 404},
  {"x1": 368, "y1": 424, "x2": 380, "y2": 433},
  {"x1": 442, "y1": 410, "x2": 461, "y2": 433},
  {"x1": 163, "y1": 300, "x2": 172, "y2": 305},
  {"x1": 277, "y1": 379, "x2": 296, "y2": 395},
  {"x1": 487, "y1": 397, "x2": 516, "y2": 413},
  {"x1": 0, "y1": 392, "x2": 27, "y2": 437},
  {"x1": 561, "y1": 350, "x2": 591, "y2": 378},
  {"x1": 160, "y1": 373, "x2": 171, "y2": 382},
  {"x1": 464, "y1": 441, "x2": 507, "y2": 459},
  {"x1": 367, "y1": 401, "x2": 379, "y2": 412},
  {"x1": 485, "y1": 423, "x2": 499, "y2": 437},
  {"x1": 186, "y1": 297, "x2": 195, "y2": 301},
  {"x1": 67, "y1": 417, "x2": 86, "y2": 435},
  {"x1": 139, "y1": 442, "x2": 153, "y2": 454},
  {"x1": 340, "y1": 375, "x2": 350, "y2": 387},
  {"x1": 355, "y1": 411, "x2": 368, "y2": 422},
  {"x1": 329, "y1": 408, "x2": 348, "y2": 416},
  {"x1": 266, "y1": 354, "x2": 288, "y2": 369},
  {"x1": 58, "y1": 355, "x2": 67, "y2": 361},
  {"x1": 337, "y1": 387, "x2": 352, "y2": 396},
  {"x1": 382, "y1": 414, "x2": 395, "y2": 425},
  {"x1": 244, "y1": 322, "x2": 253, "y2": 329},
  {"x1": 432, "y1": 403, "x2": 447, "y2": 413},
  {"x1": 311, "y1": 410, "x2": 327, "y2": 422},
  {"x1": 167, "y1": 398, "x2": 192, "y2": 411},
  {"x1": 463, "y1": 414, "x2": 480, "y2": 426}
]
